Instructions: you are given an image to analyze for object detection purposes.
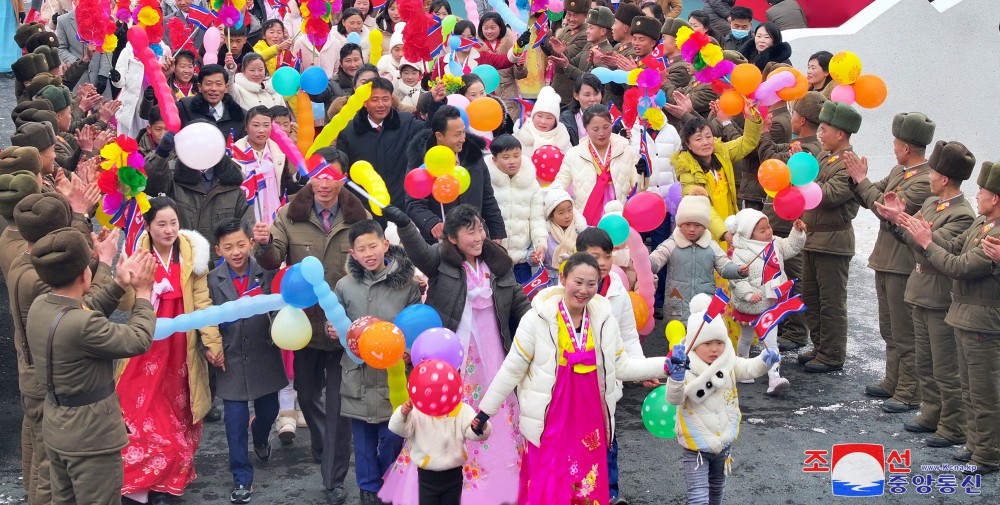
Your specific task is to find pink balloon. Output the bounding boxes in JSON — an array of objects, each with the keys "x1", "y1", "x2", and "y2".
[
  {"x1": 446, "y1": 94, "x2": 470, "y2": 109},
  {"x1": 774, "y1": 187, "x2": 806, "y2": 220},
  {"x1": 798, "y1": 181, "x2": 823, "y2": 210},
  {"x1": 623, "y1": 192, "x2": 667, "y2": 233},
  {"x1": 831, "y1": 84, "x2": 856, "y2": 104},
  {"x1": 126, "y1": 25, "x2": 149, "y2": 49},
  {"x1": 270, "y1": 126, "x2": 307, "y2": 174},
  {"x1": 625, "y1": 228, "x2": 656, "y2": 336},
  {"x1": 202, "y1": 27, "x2": 221, "y2": 65}
]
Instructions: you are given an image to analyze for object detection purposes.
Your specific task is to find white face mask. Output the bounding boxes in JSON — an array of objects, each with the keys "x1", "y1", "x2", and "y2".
[{"x1": 731, "y1": 29, "x2": 750, "y2": 40}]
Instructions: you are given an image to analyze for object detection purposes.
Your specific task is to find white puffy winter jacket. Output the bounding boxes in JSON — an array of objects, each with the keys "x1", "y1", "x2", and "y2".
[
  {"x1": 629, "y1": 122, "x2": 683, "y2": 198},
  {"x1": 553, "y1": 135, "x2": 644, "y2": 214},
  {"x1": 487, "y1": 157, "x2": 548, "y2": 264},
  {"x1": 478, "y1": 287, "x2": 666, "y2": 447},
  {"x1": 729, "y1": 228, "x2": 806, "y2": 315}
]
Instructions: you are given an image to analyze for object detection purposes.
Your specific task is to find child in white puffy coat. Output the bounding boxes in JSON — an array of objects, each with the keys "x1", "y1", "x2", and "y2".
[
  {"x1": 514, "y1": 86, "x2": 573, "y2": 158},
  {"x1": 666, "y1": 294, "x2": 779, "y2": 505},
  {"x1": 487, "y1": 135, "x2": 547, "y2": 283},
  {"x1": 726, "y1": 208, "x2": 807, "y2": 396},
  {"x1": 630, "y1": 120, "x2": 682, "y2": 198},
  {"x1": 543, "y1": 187, "x2": 587, "y2": 283}
]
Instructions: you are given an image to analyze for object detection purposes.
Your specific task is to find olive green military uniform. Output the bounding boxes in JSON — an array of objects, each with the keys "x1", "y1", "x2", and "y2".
[
  {"x1": 661, "y1": 54, "x2": 692, "y2": 98},
  {"x1": 551, "y1": 24, "x2": 589, "y2": 106},
  {"x1": 562, "y1": 39, "x2": 615, "y2": 82}
]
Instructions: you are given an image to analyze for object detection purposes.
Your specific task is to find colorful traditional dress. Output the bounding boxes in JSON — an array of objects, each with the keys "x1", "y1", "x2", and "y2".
[
  {"x1": 380, "y1": 261, "x2": 524, "y2": 503},
  {"x1": 520, "y1": 301, "x2": 609, "y2": 505},
  {"x1": 118, "y1": 250, "x2": 202, "y2": 497}
]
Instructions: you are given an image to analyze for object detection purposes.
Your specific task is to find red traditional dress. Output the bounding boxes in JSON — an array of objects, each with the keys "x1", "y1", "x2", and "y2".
[{"x1": 119, "y1": 249, "x2": 202, "y2": 496}]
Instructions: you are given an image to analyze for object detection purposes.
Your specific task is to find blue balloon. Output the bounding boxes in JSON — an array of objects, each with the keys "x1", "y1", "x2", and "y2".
[
  {"x1": 457, "y1": 107, "x2": 469, "y2": 128},
  {"x1": 299, "y1": 256, "x2": 326, "y2": 284},
  {"x1": 654, "y1": 90, "x2": 667, "y2": 107},
  {"x1": 394, "y1": 304, "x2": 444, "y2": 348},
  {"x1": 153, "y1": 294, "x2": 287, "y2": 340},
  {"x1": 448, "y1": 60, "x2": 463, "y2": 76},
  {"x1": 300, "y1": 66, "x2": 328, "y2": 95},
  {"x1": 150, "y1": 44, "x2": 163, "y2": 58},
  {"x1": 281, "y1": 264, "x2": 319, "y2": 309},
  {"x1": 449, "y1": 35, "x2": 461, "y2": 51},
  {"x1": 591, "y1": 67, "x2": 629, "y2": 84},
  {"x1": 346, "y1": 32, "x2": 362, "y2": 45},
  {"x1": 486, "y1": 0, "x2": 528, "y2": 33}
]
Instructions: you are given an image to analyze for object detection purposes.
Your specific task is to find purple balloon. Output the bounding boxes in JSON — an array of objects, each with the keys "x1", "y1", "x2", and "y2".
[
  {"x1": 666, "y1": 182, "x2": 683, "y2": 215},
  {"x1": 411, "y1": 328, "x2": 466, "y2": 371}
]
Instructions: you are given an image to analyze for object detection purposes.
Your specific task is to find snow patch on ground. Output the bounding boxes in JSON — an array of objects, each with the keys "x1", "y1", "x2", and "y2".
[
  {"x1": 819, "y1": 403, "x2": 845, "y2": 411},
  {"x1": 811, "y1": 428, "x2": 828, "y2": 434},
  {"x1": 746, "y1": 418, "x2": 766, "y2": 425}
]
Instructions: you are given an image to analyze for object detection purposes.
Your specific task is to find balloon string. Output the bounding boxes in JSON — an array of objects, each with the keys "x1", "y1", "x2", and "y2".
[
  {"x1": 346, "y1": 179, "x2": 385, "y2": 209},
  {"x1": 440, "y1": 202, "x2": 446, "y2": 224}
]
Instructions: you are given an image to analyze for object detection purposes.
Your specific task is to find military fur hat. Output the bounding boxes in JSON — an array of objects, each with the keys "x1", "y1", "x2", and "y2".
[
  {"x1": 16, "y1": 109, "x2": 60, "y2": 136},
  {"x1": 587, "y1": 7, "x2": 615, "y2": 30},
  {"x1": 25, "y1": 73, "x2": 63, "y2": 100},
  {"x1": 722, "y1": 50, "x2": 747, "y2": 64},
  {"x1": 33, "y1": 46, "x2": 62, "y2": 71},
  {"x1": 11, "y1": 55, "x2": 42, "y2": 83},
  {"x1": 615, "y1": 3, "x2": 642, "y2": 26},
  {"x1": 25, "y1": 31, "x2": 59, "y2": 53},
  {"x1": 793, "y1": 91, "x2": 827, "y2": 125},
  {"x1": 985, "y1": 163, "x2": 1000, "y2": 195},
  {"x1": 892, "y1": 112, "x2": 935, "y2": 147},
  {"x1": 11, "y1": 122, "x2": 57, "y2": 152},
  {"x1": 818, "y1": 101, "x2": 862, "y2": 134},
  {"x1": 14, "y1": 23, "x2": 44, "y2": 48},
  {"x1": 977, "y1": 162, "x2": 992, "y2": 188},
  {"x1": 31, "y1": 227, "x2": 94, "y2": 287},
  {"x1": 630, "y1": 16, "x2": 662, "y2": 41},
  {"x1": 36, "y1": 85, "x2": 72, "y2": 112},
  {"x1": 763, "y1": 61, "x2": 791, "y2": 79},
  {"x1": 15, "y1": 192, "x2": 73, "y2": 243},
  {"x1": 11, "y1": 99, "x2": 53, "y2": 122},
  {"x1": 0, "y1": 146, "x2": 43, "y2": 176},
  {"x1": 565, "y1": 0, "x2": 590, "y2": 14},
  {"x1": 0, "y1": 171, "x2": 41, "y2": 220},
  {"x1": 661, "y1": 18, "x2": 690, "y2": 37},
  {"x1": 928, "y1": 141, "x2": 975, "y2": 182}
]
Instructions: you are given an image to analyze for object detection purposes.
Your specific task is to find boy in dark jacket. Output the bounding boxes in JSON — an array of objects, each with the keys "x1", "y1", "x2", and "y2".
[
  {"x1": 333, "y1": 219, "x2": 421, "y2": 503},
  {"x1": 208, "y1": 218, "x2": 286, "y2": 504}
]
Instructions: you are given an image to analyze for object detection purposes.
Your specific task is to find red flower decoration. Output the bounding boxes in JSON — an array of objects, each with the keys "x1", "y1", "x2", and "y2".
[
  {"x1": 97, "y1": 168, "x2": 121, "y2": 194},
  {"x1": 116, "y1": 134, "x2": 138, "y2": 153}
]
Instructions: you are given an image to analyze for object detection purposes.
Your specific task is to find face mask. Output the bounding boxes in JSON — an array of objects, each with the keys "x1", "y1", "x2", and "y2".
[{"x1": 731, "y1": 29, "x2": 750, "y2": 40}]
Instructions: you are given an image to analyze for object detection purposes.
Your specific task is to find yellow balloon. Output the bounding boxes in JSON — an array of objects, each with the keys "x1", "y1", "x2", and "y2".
[
  {"x1": 387, "y1": 360, "x2": 409, "y2": 410},
  {"x1": 350, "y1": 160, "x2": 375, "y2": 181},
  {"x1": 369, "y1": 30, "x2": 383, "y2": 64},
  {"x1": 665, "y1": 320, "x2": 686, "y2": 348},
  {"x1": 95, "y1": 206, "x2": 113, "y2": 229},
  {"x1": 308, "y1": 83, "x2": 372, "y2": 157},
  {"x1": 627, "y1": 68, "x2": 641, "y2": 86},
  {"x1": 765, "y1": 187, "x2": 778, "y2": 198},
  {"x1": 425, "y1": 145, "x2": 457, "y2": 177},
  {"x1": 271, "y1": 306, "x2": 312, "y2": 351},
  {"x1": 829, "y1": 51, "x2": 862, "y2": 85}
]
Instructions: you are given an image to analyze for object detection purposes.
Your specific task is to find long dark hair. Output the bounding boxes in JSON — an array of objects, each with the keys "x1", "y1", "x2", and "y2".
[
  {"x1": 376, "y1": 0, "x2": 398, "y2": 32},
  {"x1": 478, "y1": 12, "x2": 507, "y2": 42},
  {"x1": 443, "y1": 205, "x2": 483, "y2": 241}
]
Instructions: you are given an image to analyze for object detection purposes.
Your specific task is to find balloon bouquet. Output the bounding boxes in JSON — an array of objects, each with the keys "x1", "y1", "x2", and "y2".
[
  {"x1": 758, "y1": 152, "x2": 823, "y2": 220},
  {"x1": 403, "y1": 145, "x2": 472, "y2": 207},
  {"x1": 827, "y1": 51, "x2": 888, "y2": 109}
]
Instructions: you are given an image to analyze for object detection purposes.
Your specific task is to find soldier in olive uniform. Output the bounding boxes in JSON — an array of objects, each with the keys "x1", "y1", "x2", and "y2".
[
  {"x1": 758, "y1": 91, "x2": 827, "y2": 351},
  {"x1": 26, "y1": 228, "x2": 158, "y2": 504},
  {"x1": 846, "y1": 112, "x2": 936, "y2": 412},
  {"x1": 659, "y1": 18, "x2": 693, "y2": 98},
  {"x1": 798, "y1": 101, "x2": 862, "y2": 373},
  {"x1": 605, "y1": 4, "x2": 642, "y2": 107},
  {"x1": 553, "y1": 7, "x2": 616, "y2": 82},
  {"x1": 895, "y1": 162, "x2": 1000, "y2": 475},
  {"x1": 0, "y1": 150, "x2": 42, "y2": 270},
  {"x1": 876, "y1": 141, "x2": 976, "y2": 448},
  {"x1": 550, "y1": 0, "x2": 591, "y2": 106}
]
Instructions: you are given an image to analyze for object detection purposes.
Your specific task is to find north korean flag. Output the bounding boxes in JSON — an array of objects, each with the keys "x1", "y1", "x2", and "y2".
[
  {"x1": 186, "y1": 5, "x2": 218, "y2": 31},
  {"x1": 609, "y1": 102, "x2": 623, "y2": 129},
  {"x1": 241, "y1": 170, "x2": 265, "y2": 204},
  {"x1": 753, "y1": 295, "x2": 806, "y2": 342},
  {"x1": 521, "y1": 268, "x2": 550, "y2": 300},
  {"x1": 761, "y1": 241, "x2": 782, "y2": 284},
  {"x1": 532, "y1": 12, "x2": 549, "y2": 48},
  {"x1": 124, "y1": 199, "x2": 145, "y2": 256},
  {"x1": 704, "y1": 288, "x2": 730, "y2": 323}
]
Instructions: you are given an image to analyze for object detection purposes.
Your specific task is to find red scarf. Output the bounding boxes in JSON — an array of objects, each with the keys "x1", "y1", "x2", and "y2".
[
  {"x1": 582, "y1": 141, "x2": 613, "y2": 226},
  {"x1": 598, "y1": 275, "x2": 611, "y2": 297}
]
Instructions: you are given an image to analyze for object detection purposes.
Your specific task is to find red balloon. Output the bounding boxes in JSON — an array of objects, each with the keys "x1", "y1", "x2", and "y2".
[
  {"x1": 531, "y1": 145, "x2": 563, "y2": 183},
  {"x1": 623, "y1": 192, "x2": 667, "y2": 233},
  {"x1": 408, "y1": 359, "x2": 463, "y2": 417},
  {"x1": 347, "y1": 316, "x2": 382, "y2": 358},
  {"x1": 404, "y1": 168, "x2": 435, "y2": 199},
  {"x1": 774, "y1": 187, "x2": 806, "y2": 220},
  {"x1": 272, "y1": 265, "x2": 290, "y2": 293}
]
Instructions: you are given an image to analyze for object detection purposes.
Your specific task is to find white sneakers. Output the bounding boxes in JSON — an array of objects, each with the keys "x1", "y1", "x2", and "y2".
[{"x1": 766, "y1": 376, "x2": 791, "y2": 396}]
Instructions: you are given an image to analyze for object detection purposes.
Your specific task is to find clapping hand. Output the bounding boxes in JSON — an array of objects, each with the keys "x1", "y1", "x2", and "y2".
[
  {"x1": 899, "y1": 212, "x2": 933, "y2": 248},
  {"x1": 874, "y1": 192, "x2": 906, "y2": 223},
  {"x1": 98, "y1": 99, "x2": 122, "y2": 123},
  {"x1": 982, "y1": 236, "x2": 1000, "y2": 262},
  {"x1": 843, "y1": 151, "x2": 869, "y2": 183},
  {"x1": 667, "y1": 344, "x2": 689, "y2": 381},
  {"x1": 549, "y1": 36, "x2": 566, "y2": 55}
]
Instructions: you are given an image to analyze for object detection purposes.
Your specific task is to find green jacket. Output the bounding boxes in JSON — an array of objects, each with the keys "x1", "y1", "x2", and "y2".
[
  {"x1": 802, "y1": 148, "x2": 860, "y2": 256},
  {"x1": 551, "y1": 27, "x2": 590, "y2": 105},
  {"x1": 759, "y1": 134, "x2": 823, "y2": 235},
  {"x1": 897, "y1": 195, "x2": 975, "y2": 310},
  {"x1": 854, "y1": 162, "x2": 932, "y2": 274}
]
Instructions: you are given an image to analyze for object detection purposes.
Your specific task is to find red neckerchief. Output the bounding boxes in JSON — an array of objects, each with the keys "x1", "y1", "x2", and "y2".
[
  {"x1": 483, "y1": 38, "x2": 500, "y2": 53},
  {"x1": 598, "y1": 275, "x2": 611, "y2": 297}
]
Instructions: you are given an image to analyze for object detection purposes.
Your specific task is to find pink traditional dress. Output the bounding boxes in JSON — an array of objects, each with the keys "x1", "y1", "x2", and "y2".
[
  {"x1": 118, "y1": 248, "x2": 202, "y2": 497},
  {"x1": 380, "y1": 260, "x2": 525, "y2": 504},
  {"x1": 246, "y1": 144, "x2": 282, "y2": 225},
  {"x1": 520, "y1": 301, "x2": 609, "y2": 505}
]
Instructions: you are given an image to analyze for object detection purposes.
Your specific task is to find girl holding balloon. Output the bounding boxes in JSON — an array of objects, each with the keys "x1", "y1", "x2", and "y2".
[
  {"x1": 434, "y1": 20, "x2": 518, "y2": 80},
  {"x1": 380, "y1": 204, "x2": 531, "y2": 505},
  {"x1": 471, "y1": 253, "x2": 669, "y2": 505}
]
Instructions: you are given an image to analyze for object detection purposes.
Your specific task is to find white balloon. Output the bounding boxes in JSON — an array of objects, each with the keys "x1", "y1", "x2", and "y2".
[
  {"x1": 175, "y1": 123, "x2": 225, "y2": 171},
  {"x1": 271, "y1": 306, "x2": 312, "y2": 351}
]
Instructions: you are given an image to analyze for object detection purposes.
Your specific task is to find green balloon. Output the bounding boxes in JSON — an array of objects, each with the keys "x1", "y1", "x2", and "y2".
[
  {"x1": 598, "y1": 214, "x2": 630, "y2": 247},
  {"x1": 441, "y1": 15, "x2": 458, "y2": 41},
  {"x1": 272, "y1": 67, "x2": 302, "y2": 97},
  {"x1": 472, "y1": 65, "x2": 501, "y2": 94},
  {"x1": 642, "y1": 386, "x2": 677, "y2": 439}
]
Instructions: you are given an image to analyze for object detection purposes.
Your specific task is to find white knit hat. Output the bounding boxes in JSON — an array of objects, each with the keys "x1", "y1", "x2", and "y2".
[
  {"x1": 544, "y1": 186, "x2": 574, "y2": 218},
  {"x1": 398, "y1": 56, "x2": 423, "y2": 73},
  {"x1": 390, "y1": 23, "x2": 406, "y2": 49},
  {"x1": 532, "y1": 86, "x2": 561, "y2": 119},
  {"x1": 686, "y1": 293, "x2": 730, "y2": 349},
  {"x1": 674, "y1": 195, "x2": 712, "y2": 227},
  {"x1": 725, "y1": 208, "x2": 767, "y2": 240}
]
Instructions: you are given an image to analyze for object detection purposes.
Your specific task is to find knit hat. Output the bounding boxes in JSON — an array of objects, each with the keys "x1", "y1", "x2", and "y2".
[
  {"x1": 725, "y1": 208, "x2": 767, "y2": 240},
  {"x1": 36, "y1": 84, "x2": 72, "y2": 112},
  {"x1": 661, "y1": 18, "x2": 690, "y2": 37},
  {"x1": 722, "y1": 50, "x2": 747, "y2": 64},
  {"x1": 818, "y1": 101, "x2": 862, "y2": 134},
  {"x1": 398, "y1": 56, "x2": 423, "y2": 73},
  {"x1": 31, "y1": 228, "x2": 94, "y2": 287},
  {"x1": 26, "y1": 73, "x2": 63, "y2": 101},
  {"x1": 532, "y1": 86, "x2": 561, "y2": 119},
  {"x1": 0, "y1": 146, "x2": 43, "y2": 176},
  {"x1": 686, "y1": 293, "x2": 730, "y2": 349},
  {"x1": 587, "y1": 7, "x2": 615, "y2": 30},
  {"x1": 0, "y1": 171, "x2": 41, "y2": 220},
  {"x1": 982, "y1": 162, "x2": 1000, "y2": 195},
  {"x1": 12, "y1": 55, "x2": 41, "y2": 83},
  {"x1": 33, "y1": 46, "x2": 61, "y2": 71},
  {"x1": 544, "y1": 186, "x2": 574, "y2": 218},
  {"x1": 630, "y1": 16, "x2": 662, "y2": 41},
  {"x1": 793, "y1": 91, "x2": 827, "y2": 124},
  {"x1": 11, "y1": 98, "x2": 53, "y2": 121},
  {"x1": 26, "y1": 31, "x2": 59, "y2": 53},
  {"x1": 11, "y1": 122, "x2": 57, "y2": 152},
  {"x1": 565, "y1": 0, "x2": 590, "y2": 14},
  {"x1": 14, "y1": 192, "x2": 73, "y2": 243},
  {"x1": 389, "y1": 23, "x2": 405, "y2": 49},
  {"x1": 674, "y1": 194, "x2": 712, "y2": 227},
  {"x1": 891, "y1": 112, "x2": 935, "y2": 147},
  {"x1": 14, "y1": 23, "x2": 43, "y2": 48},
  {"x1": 615, "y1": 3, "x2": 642, "y2": 26},
  {"x1": 928, "y1": 140, "x2": 975, "y2": 182}
]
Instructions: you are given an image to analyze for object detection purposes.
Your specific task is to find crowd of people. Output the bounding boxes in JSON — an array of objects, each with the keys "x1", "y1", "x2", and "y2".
[{"x1": 1, "y1": 0, "x2": 998, "y2": 505}]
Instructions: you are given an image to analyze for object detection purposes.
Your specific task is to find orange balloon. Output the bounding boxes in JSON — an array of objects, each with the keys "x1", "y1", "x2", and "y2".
[
  {"x1": 774, "y1": 68, "x2": 809, "y2": 101},
  {"x1": 467, "y1": 97, "x2": 503, "y2": 131},
  {"x1": 852, "y1": 74, "x2": 887, "y2": 109},
  {"x1": 295, "y1": 90, "x2": 315, "y2": 154},
  {"x1": 629, "y1": 291, "x2": 649, "y2": 328},
  {"x1": 719, "y1": 89, "x2": 744, "y2": 117},
  {"x1": 358, "y1": 321, "x2": 406, "y2": 369},
  {"x1": 758, "y1": 159, "x2": 791, "y2": 193},
  {"x1": 730, "y1": 63, "x2": 762, "y2": 97},
  {"x1": 432, "y1": 174, "x2": 461, "y2": 204},
  {"x1": 347, "y1": 316, "x2": 382, "y2": 358}
]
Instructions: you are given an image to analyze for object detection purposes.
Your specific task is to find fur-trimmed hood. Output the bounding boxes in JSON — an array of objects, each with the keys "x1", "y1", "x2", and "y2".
[
  {"x1": 405, "y1": 128, "x2": 488, "y2": 174},
  {"x1": 346, "y1": 244, "x2": 416, "y2": 289},
  {"x1": 284, "y1": 183, "x2": 368, "y2": 225},
  {"x1": 438, "y1": 234, "x2": 513, "y2": 278},
  {"x1": 740, "y1": 39, "x2": 793, "y2": 71}
]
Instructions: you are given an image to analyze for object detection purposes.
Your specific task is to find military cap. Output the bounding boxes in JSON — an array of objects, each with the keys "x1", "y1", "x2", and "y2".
[
  {"x1": 818, "y1": 101, "x2": 862, "y2": 134},
  {"x1": 15, "y1": 192, "x2": 73, "y2": 243},
  {"x1": 0, "y1": 171, "x2": 41, "y2": 220},
  {"x1": 0, "y1": 146, "x2": 43, "y2": 176},
  {"x1": 11, "y1": 122, "x2": 58, "y2": 152},
  {"x1": 615, "y1": 3, "x2": 642, "y2": 26},
  {"x1": 661, "y1": 18, "x2": 690, "y2": 38},
  {"x1": 31, "y1": 228, "x2": 94, "y2": 287},
  {"x1": 36, "y1": 84, "x2": 72, "y2": 112},
  {"x1": 891, "y1": 112, "x2": 935, "y2": 147},
  {"x1": 793, "y1": 91, "x2": 827, "y2": 124},
  {"x1": 928, "y1": 140, "x2": 975, "y2": 182},
  {"x1": 565, "y1": 0, "x2": 590, "y2": 14},
  {"x1": 25, "y1": 31, "x2": 59, "y2": 53},
  {"x1": 587, "y1": 7, "x2": 615, "y2": 30},
  {"x1": 14, "y1": 23, "x2": 44, "y2": 48}
]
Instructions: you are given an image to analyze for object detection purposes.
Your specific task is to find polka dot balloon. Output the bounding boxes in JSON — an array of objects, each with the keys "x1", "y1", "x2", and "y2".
[
  {"x1": 641, "y1": 385, "x2": 677, "y2": 438},
  {"x1": 531, "y1": 144, "x2": 563, "y2": 184},
  {"x1": 408, "y1": 359, "x2": 463, "y2": 417}
]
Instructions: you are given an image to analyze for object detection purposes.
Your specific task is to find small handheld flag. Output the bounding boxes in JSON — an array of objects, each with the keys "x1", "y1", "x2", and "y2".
[
  {"x1": 521, "y1": 268, "x2": 550, "y2": 300},
  {"x1": 754, "y1": 295, "x2": 806, "y2": 342}
]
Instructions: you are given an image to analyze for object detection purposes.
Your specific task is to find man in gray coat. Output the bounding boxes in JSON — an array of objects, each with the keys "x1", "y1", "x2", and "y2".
[{"x1": 55, "y1": 8, "x2": 111, "y2": 93}]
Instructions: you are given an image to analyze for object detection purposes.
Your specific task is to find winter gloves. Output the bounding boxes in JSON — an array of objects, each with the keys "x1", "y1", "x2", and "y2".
[
  {"x1": 666, "y1": 344, "x2": 689, "y2": 381},
  {"x1": 155, "y1": 131, "x2": 175, "y2": 158},
  {"x1": 761, "y1": 347, "x2": 781, "y2": 367},
  {"x1": 383, "y1": 205, "x2": 412, "y2": 228}
]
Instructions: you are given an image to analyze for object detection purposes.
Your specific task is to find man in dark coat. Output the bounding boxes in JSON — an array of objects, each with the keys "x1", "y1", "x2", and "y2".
[
  {"x1": 335, "y1": 77, "x2": 445, "y2": 226},
  {"x1": 404, "y1": 106, "x2": 507, "y2": 244},
  {"x1": 177, "y1": 64, "x2": 247, "y2": 139}
]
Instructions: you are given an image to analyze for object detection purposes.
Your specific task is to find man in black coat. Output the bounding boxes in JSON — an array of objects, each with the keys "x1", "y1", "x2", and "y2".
[
  {"x1": 404, "y1": 105, "x2": 507, "y2": 244},
  {"x1": 177, "y1": 64, "x2": 247, "y2": 139},
  {"x1": 335, "y1": 77, "x2": 446, "y2": 226}
]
